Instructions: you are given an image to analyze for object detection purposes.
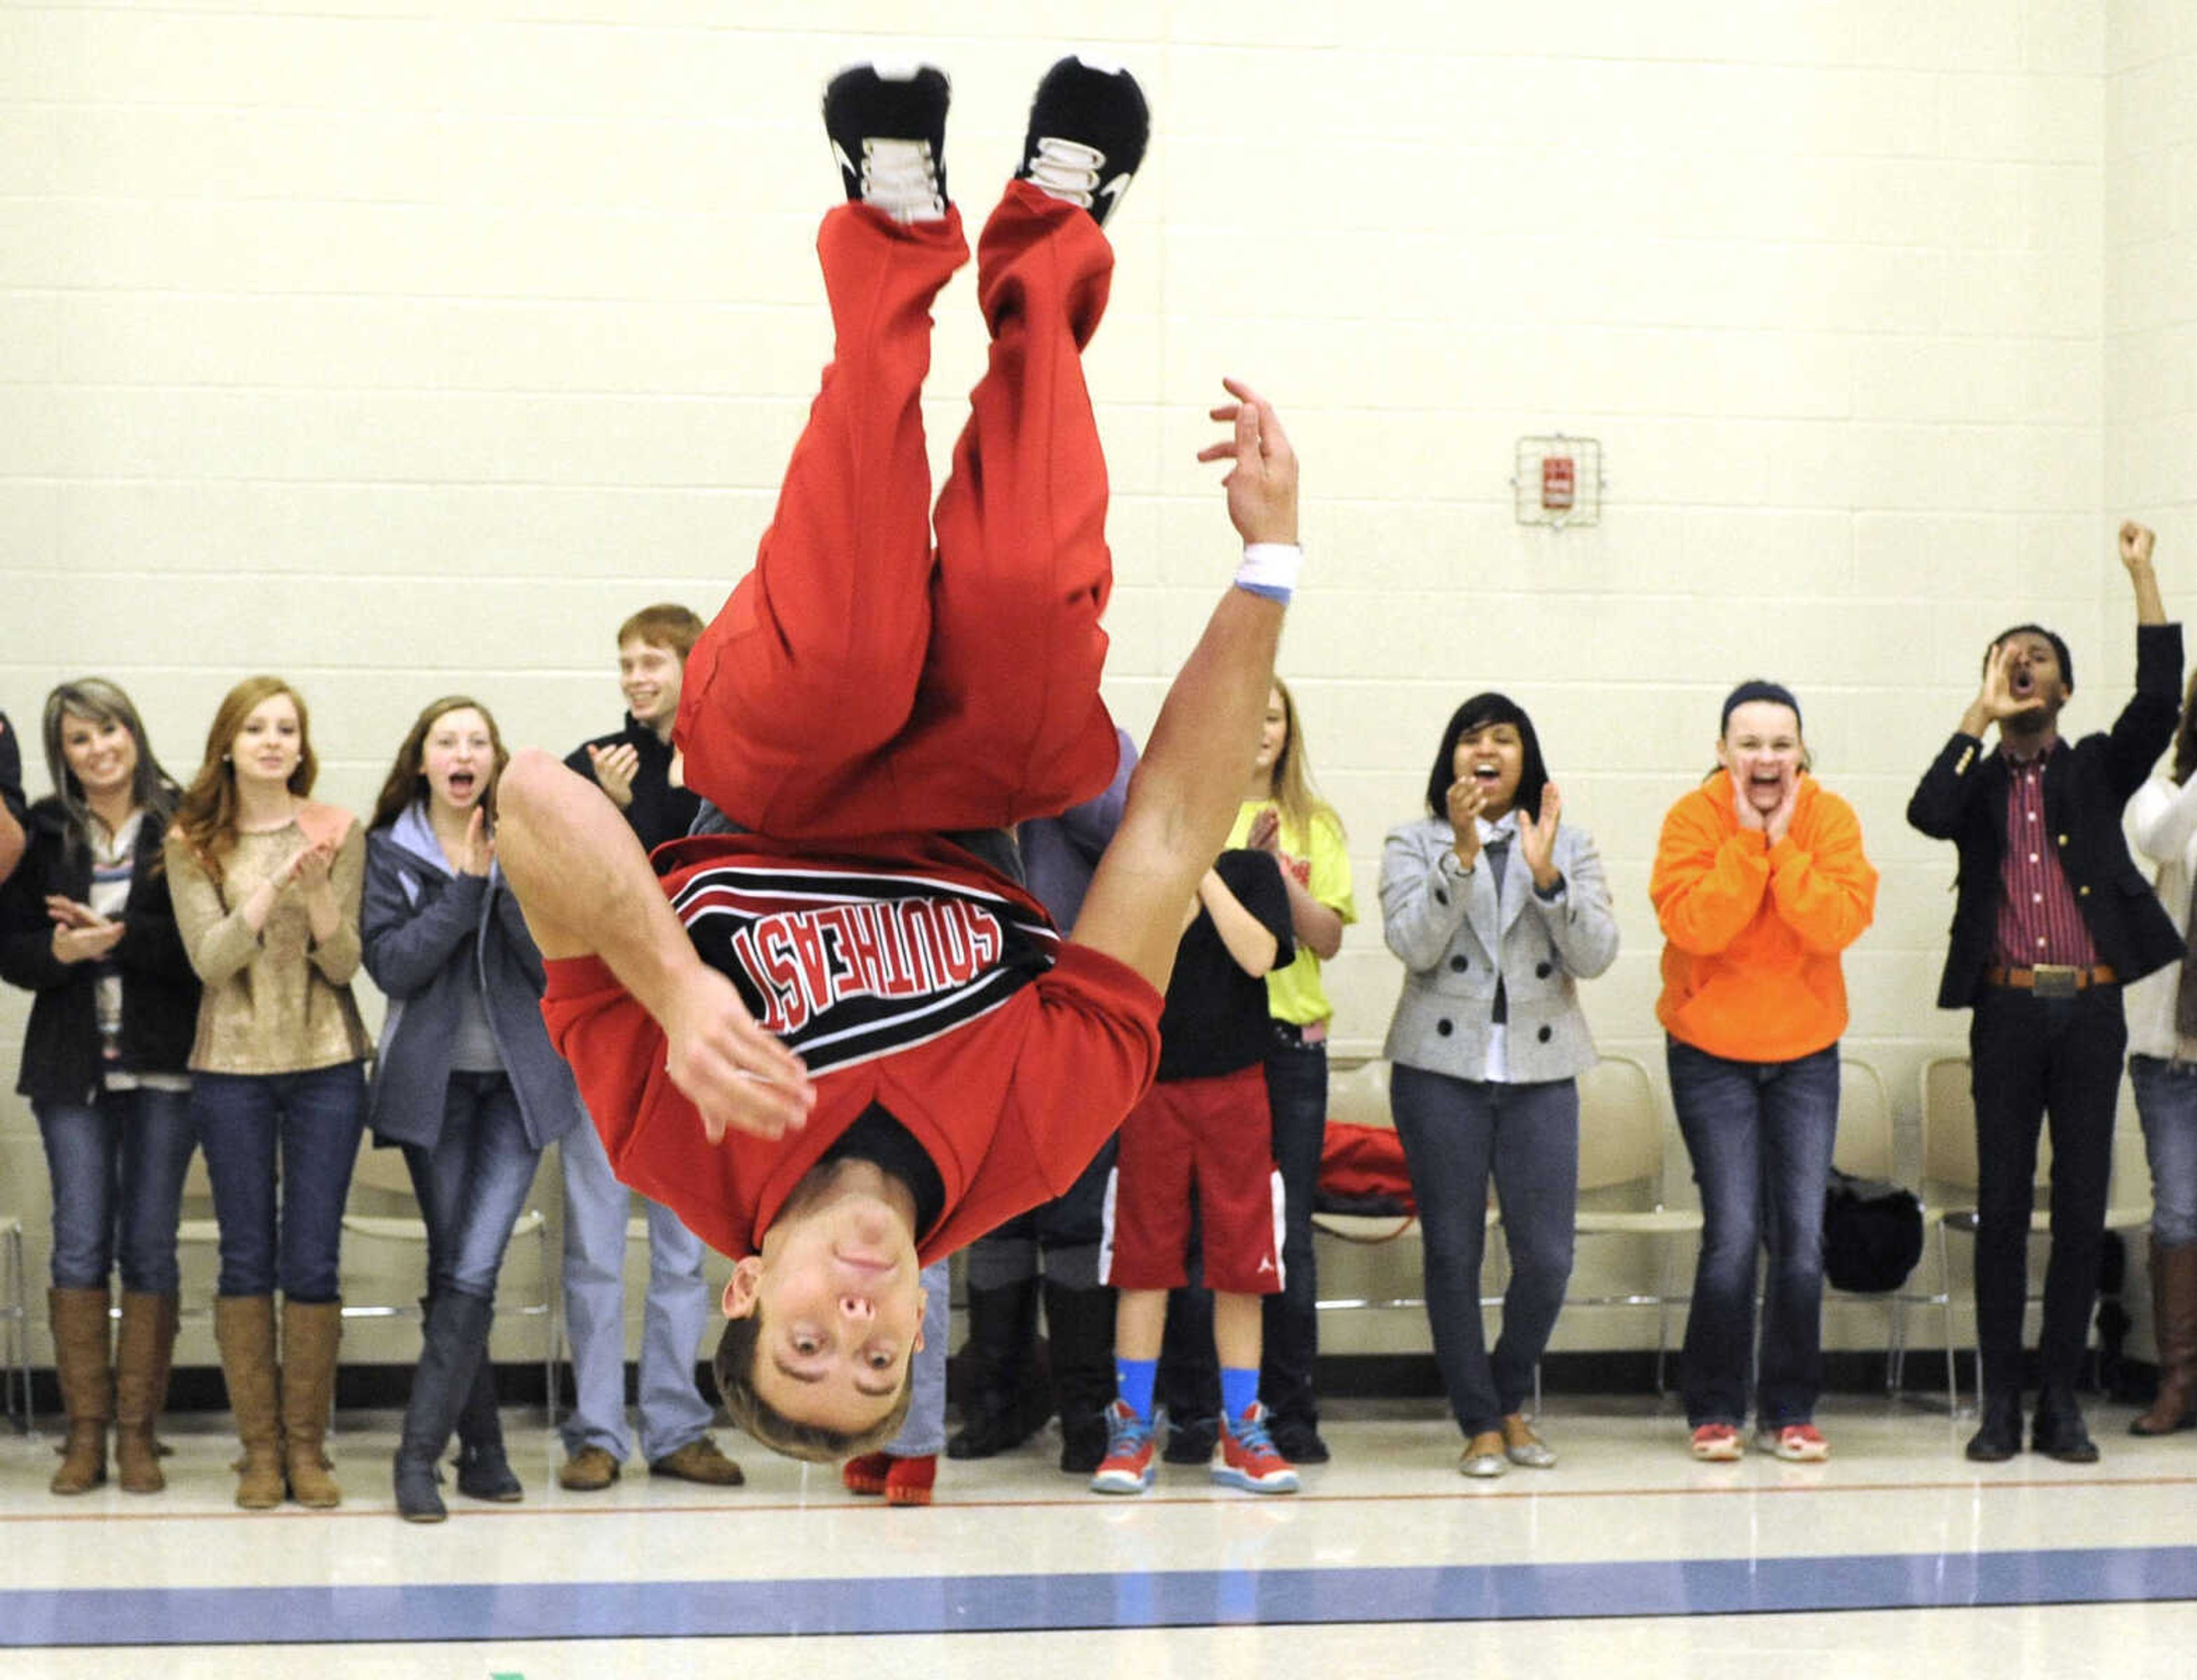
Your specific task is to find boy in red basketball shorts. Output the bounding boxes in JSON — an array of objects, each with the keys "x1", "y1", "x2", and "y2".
[
  {"x1": 494, "y1": 57, "x2": 1306, "y2": 1463},
  {"x1": 1093, "y1": 848, "x2": 1300, "y2": 1495}
]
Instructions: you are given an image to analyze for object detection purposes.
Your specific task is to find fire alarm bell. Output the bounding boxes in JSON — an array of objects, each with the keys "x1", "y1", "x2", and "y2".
[
  {"x1": 1512, "y1": 435, "x2": 1603, "y2": 530},
  {"x1": 1540, "y1": 455, "x2": 1576, "y2": 511}
]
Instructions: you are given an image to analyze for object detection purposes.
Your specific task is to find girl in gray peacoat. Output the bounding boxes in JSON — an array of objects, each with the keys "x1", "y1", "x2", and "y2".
[{"x1": 1379, "y1": 692, "x2": 1619, "y2": 1478}]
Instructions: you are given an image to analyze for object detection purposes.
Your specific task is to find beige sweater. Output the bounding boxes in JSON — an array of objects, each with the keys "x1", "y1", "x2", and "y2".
[{"x1": 164, "y1": 812, "x2": 370, "y2": 1075}]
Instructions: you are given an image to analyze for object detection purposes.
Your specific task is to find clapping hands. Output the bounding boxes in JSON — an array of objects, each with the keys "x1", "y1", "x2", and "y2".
[{"x1": 46, "y1": 896, "x2": 123, "y2": 964}]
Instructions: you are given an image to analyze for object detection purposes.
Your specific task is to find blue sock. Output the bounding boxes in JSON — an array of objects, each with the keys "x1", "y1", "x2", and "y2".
[
  {"x1": 1222, "y1": 1367, "x2": 1259, "y2": 1424},
  {"x1": 1116, "y1": 1357, "x2": 1157, "y2": 1423}
]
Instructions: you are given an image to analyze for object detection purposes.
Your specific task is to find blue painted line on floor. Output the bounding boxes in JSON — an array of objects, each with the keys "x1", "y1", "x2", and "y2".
[{"x1": 4, "y1": 1546, "x2": 2195, "y2": 1646}]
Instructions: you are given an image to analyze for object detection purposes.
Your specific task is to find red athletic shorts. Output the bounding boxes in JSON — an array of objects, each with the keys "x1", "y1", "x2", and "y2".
[{"x1": 1103, "y1": 1064, "x2": 1284, "y2": 1295}]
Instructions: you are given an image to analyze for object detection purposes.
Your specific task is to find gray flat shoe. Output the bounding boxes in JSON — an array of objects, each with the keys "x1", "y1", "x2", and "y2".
[
  {"x1": 1460, "y1": 1432, "x2": 1507, "y2": 1478},
  {"x1": 1505, "y1": 1433, "x2": 1557, "y2": 1469}
]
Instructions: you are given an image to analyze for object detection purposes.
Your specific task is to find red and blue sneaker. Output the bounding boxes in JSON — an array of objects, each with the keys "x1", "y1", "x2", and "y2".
[
  {"x1": 1089, "y1": 1400, "x2": 1156, "y2": 1495},
  {"x1": 1212, "y1": 1403, "x2": 1300, "y2": 1495}
]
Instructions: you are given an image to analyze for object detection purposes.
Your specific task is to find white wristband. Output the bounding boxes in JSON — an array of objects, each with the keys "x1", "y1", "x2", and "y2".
[{"x1": 1235, "y1": 542, "x2": 1302, "y2": 603}]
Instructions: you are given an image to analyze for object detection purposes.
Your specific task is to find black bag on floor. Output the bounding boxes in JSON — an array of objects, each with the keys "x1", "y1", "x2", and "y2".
[{"x1": 1822, "y1": 1170, "x2": 1924, "y2": 1294}]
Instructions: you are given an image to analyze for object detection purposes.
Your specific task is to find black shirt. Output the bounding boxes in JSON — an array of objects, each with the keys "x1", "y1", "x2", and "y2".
[
  {"x1": 564, "y1": 713, "x2": 700, "y2": 853},
  {"x1": 1155, "y1": 848, "x2": 1295, "y2": 1082},
  {"x1": 0, "y1": 712, "x2": 27, "y2": 836}
]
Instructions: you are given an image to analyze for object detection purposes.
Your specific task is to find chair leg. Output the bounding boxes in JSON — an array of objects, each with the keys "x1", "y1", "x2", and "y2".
[
  {"x1": 5, "y1": 1225, "x2": 30, "y2": 1433},
  {"x1": 536, "y1": 1218, "x2": 558, "y2": 1428},
  {"x1": 1653, "y1": 1241, "x2": 1677, "y2": 1397}
]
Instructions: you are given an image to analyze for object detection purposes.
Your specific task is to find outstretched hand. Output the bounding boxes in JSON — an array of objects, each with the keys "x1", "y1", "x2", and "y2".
[
  {"x1": 661, "y1": 965, "x2": 818, "y2": 1145},
  {"x1": 1516, "y1": 783, "x2": 1563, "y2": 886},
  {"x1": 1197, "y1": 378, "x2": 1299, "y2": 546}
]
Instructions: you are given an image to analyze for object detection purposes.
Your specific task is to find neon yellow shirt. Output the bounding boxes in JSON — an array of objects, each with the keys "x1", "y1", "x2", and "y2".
[{"x1": 1228, "y1": 799, "x2": 1356, "y2": 1026}]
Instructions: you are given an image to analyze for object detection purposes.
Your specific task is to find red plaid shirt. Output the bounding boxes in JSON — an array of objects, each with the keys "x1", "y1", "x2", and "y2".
[{"x1": 1993, "y1": 742, "x2": 2100, "y2": 968}]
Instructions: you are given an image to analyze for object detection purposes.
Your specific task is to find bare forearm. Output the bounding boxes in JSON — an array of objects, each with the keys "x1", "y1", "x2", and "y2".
[
  {"x1": 1282, "y1": 868, "x2": 1343, "y2": 959},
  {"x1": 1075, "y1": 590, "x2": 1286, "y2": 992},
  {"x1": 1147, "y1": 593, "x2": 1284, "y2": 857},
  {"x1": 1200, "y1": 870, "x2": 1280, "y2": 978},
  {"x1": 499, "y1": 748, "x2": 814, "y2": 1141},
  {"x1": 2131, "y1": 559, "x2": 2165, "y2": 626},
  {"x1": 497, "y1": 749, "x2": 707, "y2": 1020}
]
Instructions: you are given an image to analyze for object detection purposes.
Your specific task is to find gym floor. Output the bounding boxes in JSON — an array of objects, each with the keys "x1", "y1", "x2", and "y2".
[{"x1": 2, "y1": 1392, "x2": 2193, "y2": 1678}]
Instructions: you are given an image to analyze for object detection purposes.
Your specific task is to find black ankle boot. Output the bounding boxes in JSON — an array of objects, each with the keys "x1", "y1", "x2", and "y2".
[
  {"x1": 2032, "y1": 1387, "x2": 2100, "y2": 1463},
  {"x1": 395, "y1": 1293, "x2": 494, "y2": 1523},
  {"x1": 453, "y1": 1346, "x2": 522, "y2": 1503},
  {"x1": 1965, "y1": 1391, "x2": 2023, "y2": 1463}
]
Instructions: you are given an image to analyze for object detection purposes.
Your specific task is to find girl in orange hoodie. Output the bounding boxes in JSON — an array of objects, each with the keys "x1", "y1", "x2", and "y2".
[{"x1": 1651, "y1": 681, "x2": 1877, "y2": 1464}]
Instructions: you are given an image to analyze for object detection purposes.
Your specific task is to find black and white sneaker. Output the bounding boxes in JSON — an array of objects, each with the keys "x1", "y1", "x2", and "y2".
[
  {"x1": 1017, "y1": 55, "x2": 1148, "y2": 227},
  {"x1": 822, "y1": 62, "x2": 950, "y2": 223}
]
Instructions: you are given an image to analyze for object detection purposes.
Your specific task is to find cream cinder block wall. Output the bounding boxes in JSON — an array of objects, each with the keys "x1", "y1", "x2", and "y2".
[
  {"x1": 2106, "y1": 9, "x2": 2195, "y2": 607},
  {"x1": 3, "y1": 1, "x2": 2190, "y2": 1369}
]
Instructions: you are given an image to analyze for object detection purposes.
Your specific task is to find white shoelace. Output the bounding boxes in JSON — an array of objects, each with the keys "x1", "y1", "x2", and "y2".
[
  {"x1": 1024, "y1": 135, "x2": 1106, "y2": 207},
  {"x1": 860, "y1": 137, "x2": 943, "y2": 223}
]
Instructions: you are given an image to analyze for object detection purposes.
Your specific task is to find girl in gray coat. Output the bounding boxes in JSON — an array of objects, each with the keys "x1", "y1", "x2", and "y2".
[
  {"x1": 362, "y1": 696, "x2": 588, "y2": 1522},
  {"x1": 1379, "y1": 693, "x2": 1619, "y2": 1477}
]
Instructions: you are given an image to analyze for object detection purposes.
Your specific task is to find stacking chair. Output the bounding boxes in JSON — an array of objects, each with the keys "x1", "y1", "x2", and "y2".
[
  {"x1": 1830, "y1": 1056, "x2": 1950, "y2": 1403},
  {"x1": 1, "y1": 1215, "x2": 29, "y2": 1431},
  {"x1": 1308, "y1": 1059, "x2": 1438, "y2": 1318},
  {"x1": 1567, "y1": 1054, "x2": 1700, "y2": 1392}
]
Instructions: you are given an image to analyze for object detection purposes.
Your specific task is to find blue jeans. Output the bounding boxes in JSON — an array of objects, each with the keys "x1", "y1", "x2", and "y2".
[
  {"x1": 1389, "y1": 1065, "x2": 1577, "y2": 1435},
  {"x1": 35, "y1": 1086, "x2": 199, "y2": 1294},
  {"x1": 1667, "y1": 1038, "x2": 1839, "y2": 1429},
  {"x1": 2131, "y1": 1055, "x2": 2197, "y2": 1248},
  {"x1": 1259, "y1": 1031, "x2": 1328, "y2": 1427},
  {"x1": 193, "y1": 1063, "x2": 366, "y2": 1302},
  {"x1": 884, "y1": 1259, "x2": 951, "y2": 1458},
  {"x1": 399, "y1": 1071, "x2": 544, "y2": 1301},
  {"x1": 558, "y1": 1113, "x2": 713, "y2": 1464}
]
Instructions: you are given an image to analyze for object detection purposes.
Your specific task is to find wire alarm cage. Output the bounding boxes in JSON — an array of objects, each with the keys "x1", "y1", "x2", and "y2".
[{"x1": 1513, "y1": 435, "x2": 1605, "y2": 531}]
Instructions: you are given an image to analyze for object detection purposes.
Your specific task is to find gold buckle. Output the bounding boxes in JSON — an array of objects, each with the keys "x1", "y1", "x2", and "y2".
[{"x1": 2031, "y1": 963, "x2": 2080, "y2": 999}]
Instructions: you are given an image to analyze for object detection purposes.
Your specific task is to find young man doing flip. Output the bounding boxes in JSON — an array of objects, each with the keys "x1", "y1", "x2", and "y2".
[{"x1": 495, "y1": 57, "x2": 1306, "y2": 1461}]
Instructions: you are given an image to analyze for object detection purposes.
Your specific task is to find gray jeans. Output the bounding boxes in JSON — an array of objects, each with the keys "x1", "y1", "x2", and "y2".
[{"x1": 1389, "y1": 1063, "x2": 1578, "y2": 1435}]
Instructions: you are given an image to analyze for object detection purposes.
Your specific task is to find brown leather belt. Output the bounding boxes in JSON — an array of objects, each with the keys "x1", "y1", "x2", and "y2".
[{"x1": 1983, "y1": 963, "x2": 2117, "y2": 998}]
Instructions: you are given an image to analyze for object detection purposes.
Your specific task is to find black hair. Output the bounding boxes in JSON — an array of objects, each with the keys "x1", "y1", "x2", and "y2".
[
  {"x1": 712, "y1": 1309, "x2": 914, "y2": 1465},
  {"x1": 1423, "y1": 692, "x2": 1549, "y2": 821},
  {"x1": 1985, "y1": 623, "x2": 2074, "y2": 690}
]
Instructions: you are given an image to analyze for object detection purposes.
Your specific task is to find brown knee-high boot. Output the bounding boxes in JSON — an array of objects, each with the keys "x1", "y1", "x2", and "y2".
[
  {"x1": 2133, "y1": 1240, "x2": 2197, "y2": 1436},
  {"x1": 280, "y1": 1297, "x2": 344, "y2": 1508},
  {"x1": 47, "y1": 1286, "x2": 112, "y2": 1495},
  {"x1": 114, "y1": 1292, "x2": 179, "y2": 1493},
  {"x1": 215, "y1": 1294, "x2": 285, "y2": 1510}
]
